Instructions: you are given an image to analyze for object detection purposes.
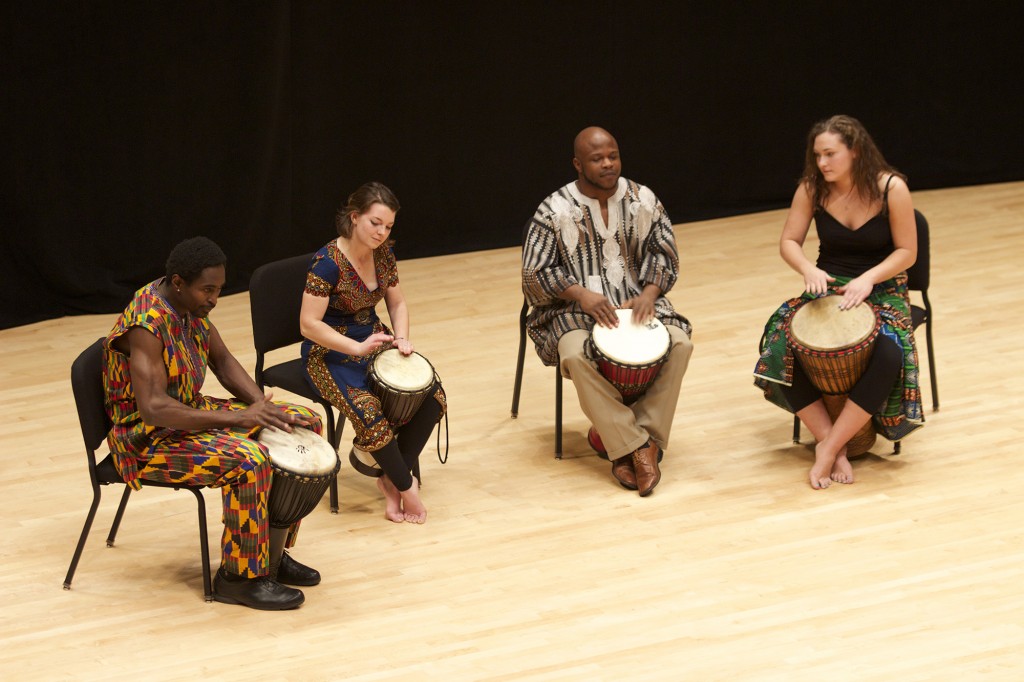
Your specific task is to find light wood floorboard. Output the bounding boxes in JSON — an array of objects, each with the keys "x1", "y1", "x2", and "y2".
[{"x1": 1, "y1": 182, "x2": 1022, "y2": 680}]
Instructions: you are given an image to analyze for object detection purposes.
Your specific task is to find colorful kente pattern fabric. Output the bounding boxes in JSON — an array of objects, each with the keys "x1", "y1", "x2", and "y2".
[
  {"x1": 302, "y1": 240, "x2": 446, "y2": 452},
  {"x1": 134, "y1": 399, "x2": 322, "y2": 578},
  {"x1": 104, "y1": 279, "x2": 214, "y2": 487},
  {"x1": 754, "y1": 273, "x2": 924, "y2": 441},
  {"x1": 522, "y1": 177, "x2": 692, "y2": 366},
  {"x1": 103, "y1": 279, "x2": 324, "y2": 576}
]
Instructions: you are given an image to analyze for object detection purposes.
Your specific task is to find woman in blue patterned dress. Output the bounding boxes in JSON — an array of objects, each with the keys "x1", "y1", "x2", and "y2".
[{"x1": 300, "y1": 182, "x2": 445, "y2": 523}]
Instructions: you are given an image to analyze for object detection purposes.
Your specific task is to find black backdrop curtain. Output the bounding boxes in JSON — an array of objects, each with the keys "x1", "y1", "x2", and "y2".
[{"x1": 3, "y1": 1, "x2": 1022, "y2": 329}]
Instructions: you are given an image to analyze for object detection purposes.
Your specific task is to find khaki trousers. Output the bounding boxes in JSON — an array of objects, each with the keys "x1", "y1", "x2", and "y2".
[{"x1": 558, "y1": 326, "x2": 693, "y2": 461}]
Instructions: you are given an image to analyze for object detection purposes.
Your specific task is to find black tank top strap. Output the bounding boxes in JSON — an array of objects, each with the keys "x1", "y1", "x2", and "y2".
[{"x1": 881, "y1": 174, "x2": 895, "y2": 215}]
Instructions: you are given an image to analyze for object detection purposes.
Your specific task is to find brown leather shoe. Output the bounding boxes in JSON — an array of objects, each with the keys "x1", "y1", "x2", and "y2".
[
  {"x1": 632, "y1": 440, "x2": 662, "y2": 497},
  {"x1": 611, "y1": 455, "x2": 638, "y2": 490}
]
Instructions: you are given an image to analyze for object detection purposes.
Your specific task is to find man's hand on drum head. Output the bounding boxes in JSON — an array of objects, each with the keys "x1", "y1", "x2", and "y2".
[
  {"x1": 836, "y1": 276, "x2": 872, "y2": 310},
  {"x1": 242, "y1": 390, "x2": 312, "y2": 432},
  {"x1": 358, "y1": 332, "x2": 395, "y2": 356},
  {"x1": 803, "y1": 267, "x2": 835, "y2": 297},
  {"x1": 622, "y1": 292, "x2": 656, "y2": 325},
  {"x1": 580, "y1": 290, "x2": 619, "y2": 328}
]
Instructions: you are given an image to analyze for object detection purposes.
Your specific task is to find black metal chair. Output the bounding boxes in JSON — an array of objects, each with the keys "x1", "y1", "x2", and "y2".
[
  {"x1": 63, "y1": 338, "x2": 214, "y2": 601},
  {"x1": 249, "y1": 252, "x2": 344, "y2": 513},
  {"x1": 906, "y1": 210, "x2": 938, "y2": 412},
  {"x1": 792, "y1": 209, "x2": 938, "y2": 453},
  {"x1": 511, "y1": 297, "x2": 564, "y2": 458},
  {"x1": 512, "y1": 219, "x2": 565, "y2": 458}
]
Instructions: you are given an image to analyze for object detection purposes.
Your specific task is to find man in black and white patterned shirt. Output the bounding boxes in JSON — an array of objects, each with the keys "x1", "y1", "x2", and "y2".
[{"x1": 521, "y1": 127, "x2": 694, "y2": 496}]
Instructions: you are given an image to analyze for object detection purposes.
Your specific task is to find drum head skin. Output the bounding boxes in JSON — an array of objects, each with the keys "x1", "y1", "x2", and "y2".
[
  {"x1": 790, "y1": 296, "x2": 876, "y2": 351},
  {"x1": 372, "y1": 348, "x2": 434, "y2": 391},
  {"x1": 591, "y1": 309, "x2": 670, "y2": 365},
  {"x1": 258, "y1": 426, "x2": 338, "y2": 476}
]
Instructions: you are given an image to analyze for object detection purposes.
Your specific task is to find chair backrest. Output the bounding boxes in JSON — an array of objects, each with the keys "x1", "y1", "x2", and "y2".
[
  {"x1": 249, "y1": 252, "x2": 315, "y2": 354},
  {"x1": 906, "y1": 209, "x2": 930, "y2": 292},
  {"x1": 71, "y1": 338, "x2": 113, "y2": 453}
]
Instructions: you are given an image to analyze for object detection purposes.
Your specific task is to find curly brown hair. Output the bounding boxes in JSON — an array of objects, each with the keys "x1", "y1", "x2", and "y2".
[
  {"x1": 335, "y1": 182, "x2": 401, "y2": 237},
  {"x1": 801, "y1": 115, "x2": 906, "y2": 210}
]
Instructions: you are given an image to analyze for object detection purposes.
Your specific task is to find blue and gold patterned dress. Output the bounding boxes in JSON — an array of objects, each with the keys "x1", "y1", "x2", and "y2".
[{"x1": 302, "y1": 240, "x2": 446, "y2": 453}]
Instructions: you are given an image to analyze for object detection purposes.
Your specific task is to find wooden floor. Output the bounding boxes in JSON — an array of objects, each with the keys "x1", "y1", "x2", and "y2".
[{"x1": 2, "y1": 182, "x2": 1022, "y2": 680}]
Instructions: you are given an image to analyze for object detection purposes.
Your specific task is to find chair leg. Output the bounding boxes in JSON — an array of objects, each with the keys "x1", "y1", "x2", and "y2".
[
  {"x1": 555, "y1": 370, "x2": 563, "y2": 459},
  {"x1": 894, "y1": 440, "x2": 902, "y2": 455},
  {"x1": 328, "y1": 480, "x2": 340, "y2": 514},
  {"x1": 63, "y1": 480, "x2": 103, "y2": 590},
  {"x1": 792, "y1": 415, "x2": 801, "y2": 444},
  {"x1": 323, "y1": 405, "x2": 341, "y2": 514},
  {"x1": 512, "y1": 301, "x2": 528, "y2": 418},
  {"x1": 186, "y1": 488, "x2": 214, "y2": 602},
  {"x1": 922, "y1": 293, "x2": 939, "y2": 411},
  {"x1": 106, "y1": 484, "x2": 133, "y2": 547}
]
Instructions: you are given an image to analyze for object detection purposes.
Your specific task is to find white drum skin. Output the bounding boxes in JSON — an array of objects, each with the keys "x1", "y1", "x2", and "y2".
[
  {"x1": 372, "y1": 349, "x2": 434, "y2": 392},
  {"x1": 258, "y1": 426, "x2": 338, "y2": 477},
  {"x1": 591, "y1": 309, "x2": 670, "y2": 364},
  {"x1": 789, "y1": 296, "x2": 876, "y2": 352}
]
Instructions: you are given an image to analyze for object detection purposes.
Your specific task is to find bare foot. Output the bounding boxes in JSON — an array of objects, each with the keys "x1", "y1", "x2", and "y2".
[
  {"x1": 809, "y1": 442, "x2": 836, "y2": 490},
  {"x1": 400, "y1": 478, "x2": 427, "y2": 524},
  {"x1": 376, "y1": 475, "x2": 404, "y2": 523},
  {"x1": 830, "y1": 446, "x2": 854, "y2": 484}
]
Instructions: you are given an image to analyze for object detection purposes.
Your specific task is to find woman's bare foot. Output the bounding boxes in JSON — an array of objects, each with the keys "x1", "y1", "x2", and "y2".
[
  {"x1": 809, "y1": 442, "x2": 837, "y2": 489},
  {"x1": 830, "y1": 446, "x2": 854, "y2": 484},
  {"x1": 400, "y1": 478, "x2": 427, "y2": 524},
  {"x1": 376, "y1": 475, "x2": 404, "y2": 523}
]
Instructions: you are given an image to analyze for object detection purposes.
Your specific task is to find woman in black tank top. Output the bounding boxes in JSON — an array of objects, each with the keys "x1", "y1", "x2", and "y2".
[{"x1": 754, "y1": 115, "x2": 924, "y2": 490}]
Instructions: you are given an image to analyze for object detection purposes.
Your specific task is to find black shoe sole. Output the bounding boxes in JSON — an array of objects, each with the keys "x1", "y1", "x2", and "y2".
[
  {"x1": 213, "y1": 592, "x2": 305, "y2": 610},
  {"x1": 277, "y1": 576, "x2": 321, "y2": 587}
]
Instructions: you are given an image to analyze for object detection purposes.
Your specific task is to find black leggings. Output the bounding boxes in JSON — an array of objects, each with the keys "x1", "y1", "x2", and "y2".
[
  {"x1": 782, "y1": 336, "x2": 903, "y2": 415},
  {"x1": 371, "y1": 394, "x2": 443, "y2": 491}
]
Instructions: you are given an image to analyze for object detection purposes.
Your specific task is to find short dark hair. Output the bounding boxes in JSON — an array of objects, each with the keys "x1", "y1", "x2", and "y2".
[{"x1": 165, "y1": 237, "x2": 227, "y2": 283}]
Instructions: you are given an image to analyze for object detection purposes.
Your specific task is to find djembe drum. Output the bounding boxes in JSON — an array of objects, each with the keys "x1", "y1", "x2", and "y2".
[
  {"x1": 785, "y1": 295, "x2": 882, "y2": 456},
  {"x1": 367, "y1": 348, "x2": 438, "y2": 426},
  {"x1": 351, "y1": 348, "x2": 440, "y2": 478},
  {"x1": 257, "y1": 426, "x2": 340, "y2": 578},
  {"x1": 590, "y1": 309, "x2": 672, "y2": 403}
]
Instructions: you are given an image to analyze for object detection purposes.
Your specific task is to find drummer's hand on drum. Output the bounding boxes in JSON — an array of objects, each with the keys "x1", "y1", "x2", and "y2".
[
  {"x1": 622, "y1": 292, "x2": 657, "y2": 324},
  {"x1": 836, "y1": 276, "x2": 873, "y2": 310},
  {"x1": 394, "y1": 337, "x2": 414, "y2": 356},
  {"x1": 803, "y1": 267, "x2": 835, "y2": 297},
  {"x1": 580, "y1": 290, "x2": 619, "y2": 328},
  {"x1": 357, "y1": 332, "x2": 395, "y2": 356},
  {"x1": 241, "y1": 390, "x2": 310, "y2": 432}
]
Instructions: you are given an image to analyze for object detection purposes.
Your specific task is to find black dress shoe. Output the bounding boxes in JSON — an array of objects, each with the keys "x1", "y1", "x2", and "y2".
[
  {"x1": 213, "y1": 568, "x2": 304, "y2": 610},
  {"x1": 277, "y1": 552, "x2": 321, "y2": 587}
]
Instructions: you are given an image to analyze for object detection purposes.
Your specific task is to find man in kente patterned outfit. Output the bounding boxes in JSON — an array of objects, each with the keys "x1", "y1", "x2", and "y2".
[
  {"x1": 104, "y1": 237, "x2": 323, "y2": 610},
  {"x1": 522, "y1": 127, "x2": 694, "y2": 496}
]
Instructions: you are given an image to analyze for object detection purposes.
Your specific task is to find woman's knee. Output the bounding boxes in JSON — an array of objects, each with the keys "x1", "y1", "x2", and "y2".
[{"x1": 874, "y1": 336, "x2": 903, "y2": 373}]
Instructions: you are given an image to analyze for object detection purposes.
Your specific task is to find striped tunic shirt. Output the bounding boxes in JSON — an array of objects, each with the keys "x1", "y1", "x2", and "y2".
[{"x1": 522, "y1": 177, "x2": 692, "y2": 366}]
